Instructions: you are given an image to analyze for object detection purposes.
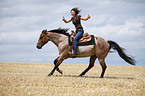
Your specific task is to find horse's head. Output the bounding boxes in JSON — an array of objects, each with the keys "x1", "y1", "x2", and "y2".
[{"x1": 36, "y1": 30, "x2": 50, "y2": 49}]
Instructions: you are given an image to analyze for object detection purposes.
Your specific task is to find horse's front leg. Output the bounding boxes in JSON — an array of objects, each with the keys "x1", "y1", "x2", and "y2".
[
  {"x1": 48, "y1": 56, "x2": 64, "y2": 76},
  {"x1": 54, "y1": 57, "x2": 63, "y2": 74}
]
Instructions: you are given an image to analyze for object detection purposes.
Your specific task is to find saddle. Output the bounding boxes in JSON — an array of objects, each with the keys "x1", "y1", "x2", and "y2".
[{"x1": 68, "y1": 30, "x2": 95, "y2": 46}]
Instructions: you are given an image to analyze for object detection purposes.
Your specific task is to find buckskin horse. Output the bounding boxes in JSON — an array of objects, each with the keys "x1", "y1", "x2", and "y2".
[{"x1": 36, "y1": 28, "x2": 135, "y2": 78}]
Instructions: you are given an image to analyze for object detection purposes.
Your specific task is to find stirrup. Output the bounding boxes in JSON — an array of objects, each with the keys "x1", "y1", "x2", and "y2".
[
  {"x1": 72, "y1": 55, "x2": 77, "y2": 58},
  {"x1": 72, "y1": 52, "x2": 77, "y2": 58},
  {"x1": 68, "y1": 51, "x2": 77, "y2": 58}
]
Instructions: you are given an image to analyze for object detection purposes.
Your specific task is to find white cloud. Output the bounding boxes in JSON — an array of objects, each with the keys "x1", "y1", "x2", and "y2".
[{"x1": 0, "y1": 31, "x2": 39, "y2": 44}]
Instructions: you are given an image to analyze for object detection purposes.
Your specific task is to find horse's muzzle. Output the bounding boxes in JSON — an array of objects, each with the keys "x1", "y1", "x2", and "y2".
[{"x1": 36, "y1": 45, "x2": 42, "y2": 49}]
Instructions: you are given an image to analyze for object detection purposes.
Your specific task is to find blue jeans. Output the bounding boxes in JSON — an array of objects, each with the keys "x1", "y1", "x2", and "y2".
[{"x1": 73, "y1": 29, "x2": 84, "y2": 53}]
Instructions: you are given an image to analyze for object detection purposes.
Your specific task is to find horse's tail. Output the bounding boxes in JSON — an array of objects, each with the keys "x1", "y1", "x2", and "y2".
[{"x1": 107, "y1": 40, "x2": 136, "y2": 65}]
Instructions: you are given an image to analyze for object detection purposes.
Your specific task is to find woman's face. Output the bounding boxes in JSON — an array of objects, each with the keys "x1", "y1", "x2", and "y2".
[{"x1": 71, "y1": 11, "x2": 76, "y2": 17}]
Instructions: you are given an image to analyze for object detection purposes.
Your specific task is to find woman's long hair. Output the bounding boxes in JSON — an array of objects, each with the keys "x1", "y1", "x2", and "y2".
[{"x1": 71, "y1": 7, "x2": 81, "y2": 15}]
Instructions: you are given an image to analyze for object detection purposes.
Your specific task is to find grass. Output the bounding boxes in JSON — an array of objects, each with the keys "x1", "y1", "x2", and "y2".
[{"x1": 0, "y1": 62, "x2": 145, "y2": 96}]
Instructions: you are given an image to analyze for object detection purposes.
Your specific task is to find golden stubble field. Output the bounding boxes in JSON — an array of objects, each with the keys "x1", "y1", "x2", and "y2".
[{"x1": 0, "y1": 62, "x2": 144, "y2": 96}]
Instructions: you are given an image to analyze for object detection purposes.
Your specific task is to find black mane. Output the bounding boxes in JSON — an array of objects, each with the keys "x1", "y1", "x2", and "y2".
[{"x1": 48, "y1": 28, "x2": 70, "y2": 36}]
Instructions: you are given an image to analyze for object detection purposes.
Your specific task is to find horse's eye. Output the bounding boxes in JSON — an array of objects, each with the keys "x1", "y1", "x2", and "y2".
[{"x1": 40, "y1": 36, "x2": 43, "y2": 39}]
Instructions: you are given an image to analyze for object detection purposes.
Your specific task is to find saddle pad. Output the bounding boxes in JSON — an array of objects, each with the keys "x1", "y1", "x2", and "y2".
[{"x1": 68, "y1": 35, "x2": 95, "y2": 46}]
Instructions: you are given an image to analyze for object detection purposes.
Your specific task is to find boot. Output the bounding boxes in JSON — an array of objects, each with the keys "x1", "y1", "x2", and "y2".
[{"x1": 72, "y1": 51, "x2": 77, "y2": 58}]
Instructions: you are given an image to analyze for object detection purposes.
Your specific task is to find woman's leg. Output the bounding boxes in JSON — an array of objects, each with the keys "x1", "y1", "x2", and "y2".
[{"x1": 73, "y1": 29, "x2": 84, "y2": 54}]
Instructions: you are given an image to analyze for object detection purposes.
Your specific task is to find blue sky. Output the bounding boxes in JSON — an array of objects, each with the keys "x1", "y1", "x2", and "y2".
[{"x1": 0, "y1": 0, "x2": 145, "y2": 66}]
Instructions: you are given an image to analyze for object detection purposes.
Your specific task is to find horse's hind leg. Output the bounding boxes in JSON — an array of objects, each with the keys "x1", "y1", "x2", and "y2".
[
  {"x1": 98, "y1": 58, "x2": 107, "y2": 78},
  {"x1": 54, "y1": 57, "x2": 63, "y2": 74},
  {"x1": 79, "y1": 55, "x2": 97, "y2": 76}
]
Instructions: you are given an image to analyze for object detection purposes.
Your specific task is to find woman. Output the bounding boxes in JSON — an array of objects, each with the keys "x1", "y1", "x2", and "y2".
[{"x1": 62, "y1": 7, "x2": 90, "y2": 57}]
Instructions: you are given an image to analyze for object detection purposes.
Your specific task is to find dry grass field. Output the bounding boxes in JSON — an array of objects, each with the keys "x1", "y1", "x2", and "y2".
[{"x1": 0, "y1": 62, "x2": 144, "y2": 96}]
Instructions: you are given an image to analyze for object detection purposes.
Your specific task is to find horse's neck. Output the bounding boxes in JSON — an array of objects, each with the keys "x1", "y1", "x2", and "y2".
[
  {"x1": 48, "y1": 32, "x2": 68, "y2": 47},
  {"x1": 48, "y1": 32, "x2": 68, "y2": 55}
]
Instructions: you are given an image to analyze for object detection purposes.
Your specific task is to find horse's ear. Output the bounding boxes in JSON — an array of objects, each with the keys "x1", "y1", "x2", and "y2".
[{"x1": 42, "y1": 29, "x2": 47, "y2": 34}]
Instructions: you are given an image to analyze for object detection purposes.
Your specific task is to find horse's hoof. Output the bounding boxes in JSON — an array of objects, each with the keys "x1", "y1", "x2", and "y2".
[
  {"x1": 79, "y1": 74, "x2": 83, "y2": 77},
  {"x1": 100, "y1": 76, "x2": 104, "y2": 78},
  {"x1": 57, "y1": 69, "x2": 63, "y2": 74},
  {"x1": 48, "y1": 73, "x2": 53, "y2": 77},
  {"x1": 59, "y1": 70, "x2": 63, "y2": 74},
  {"x1": 48, "y1": 74, "x2": 51, "y2": 77}
]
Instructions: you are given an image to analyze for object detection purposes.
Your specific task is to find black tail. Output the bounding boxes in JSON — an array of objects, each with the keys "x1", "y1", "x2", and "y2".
[{"x1": 108, "y1": 40, "x2": 136, "y2": 65}]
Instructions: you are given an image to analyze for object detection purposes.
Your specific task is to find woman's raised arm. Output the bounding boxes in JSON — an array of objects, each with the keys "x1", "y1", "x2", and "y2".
[
  {"x1": 80, "y1": 14, "x2": 90, "y2": 21},
  {"x1": 62, "y1": 16, "x2": 72, "y2": 23}
]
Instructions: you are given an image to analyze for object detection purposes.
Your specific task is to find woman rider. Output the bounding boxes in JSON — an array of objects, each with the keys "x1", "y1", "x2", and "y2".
[{"x1": 62, "y1": 7, "x2": 90, "y2": 57}]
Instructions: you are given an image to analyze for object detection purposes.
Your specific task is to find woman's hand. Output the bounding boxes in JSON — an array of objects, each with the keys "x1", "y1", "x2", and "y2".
[
  {"x1": 62, "y1": 16, "x2": 66, "y2": 21},
  {"x1": 87, "y1": 14, "x2": 90, "y2": 19}
]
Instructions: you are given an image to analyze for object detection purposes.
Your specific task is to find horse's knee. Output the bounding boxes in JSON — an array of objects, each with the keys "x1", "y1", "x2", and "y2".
[
  {"x1": 101, "y1": 64, "x2": 107, "y2": 71},
  {"x1": 89, "y1": 64, "x2": 94, "y2": 68},
  {"x1": 103, "y1": 65, "x2": 107, "y2": 70},
  {"x1": 99, "y1": 59, "x2": 107, "y2": 70},
  {"x1": 54, "y1": 59, "x2": 57, "y2": 65},
  {"x1": 54, "y1": 57, "x2": 59, "y2": 65}
]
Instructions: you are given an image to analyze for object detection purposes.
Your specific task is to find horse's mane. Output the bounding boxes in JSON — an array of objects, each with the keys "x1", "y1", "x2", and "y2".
[{"x1": 48, "y1": 28, "x2": 70, "y2": 36}]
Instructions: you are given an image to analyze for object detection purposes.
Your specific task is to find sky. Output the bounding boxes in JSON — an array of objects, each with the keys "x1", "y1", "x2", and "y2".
[{"x1": 0, "y1": 0, "x2": 145, "y2": 66}]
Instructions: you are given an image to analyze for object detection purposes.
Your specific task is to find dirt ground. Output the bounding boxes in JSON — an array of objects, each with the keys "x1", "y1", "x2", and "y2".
[{"x1": 0, "y1": 62, "x2": 144, "y2": 96}]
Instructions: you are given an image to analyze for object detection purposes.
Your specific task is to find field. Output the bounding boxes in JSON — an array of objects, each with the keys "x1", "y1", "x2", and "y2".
[{"x1": 0, "y1": 62, "x2": 145, "y2": 96}]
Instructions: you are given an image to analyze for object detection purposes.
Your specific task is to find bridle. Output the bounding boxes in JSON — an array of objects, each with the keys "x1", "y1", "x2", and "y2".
[{"x1": 40, "y1": 32, "x2": 52, "y2": 43}]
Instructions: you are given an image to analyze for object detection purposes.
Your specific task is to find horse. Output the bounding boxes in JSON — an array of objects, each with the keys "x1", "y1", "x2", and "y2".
[{"x1": 36, "y1": 28, "x2": 135, "y2": 78}]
